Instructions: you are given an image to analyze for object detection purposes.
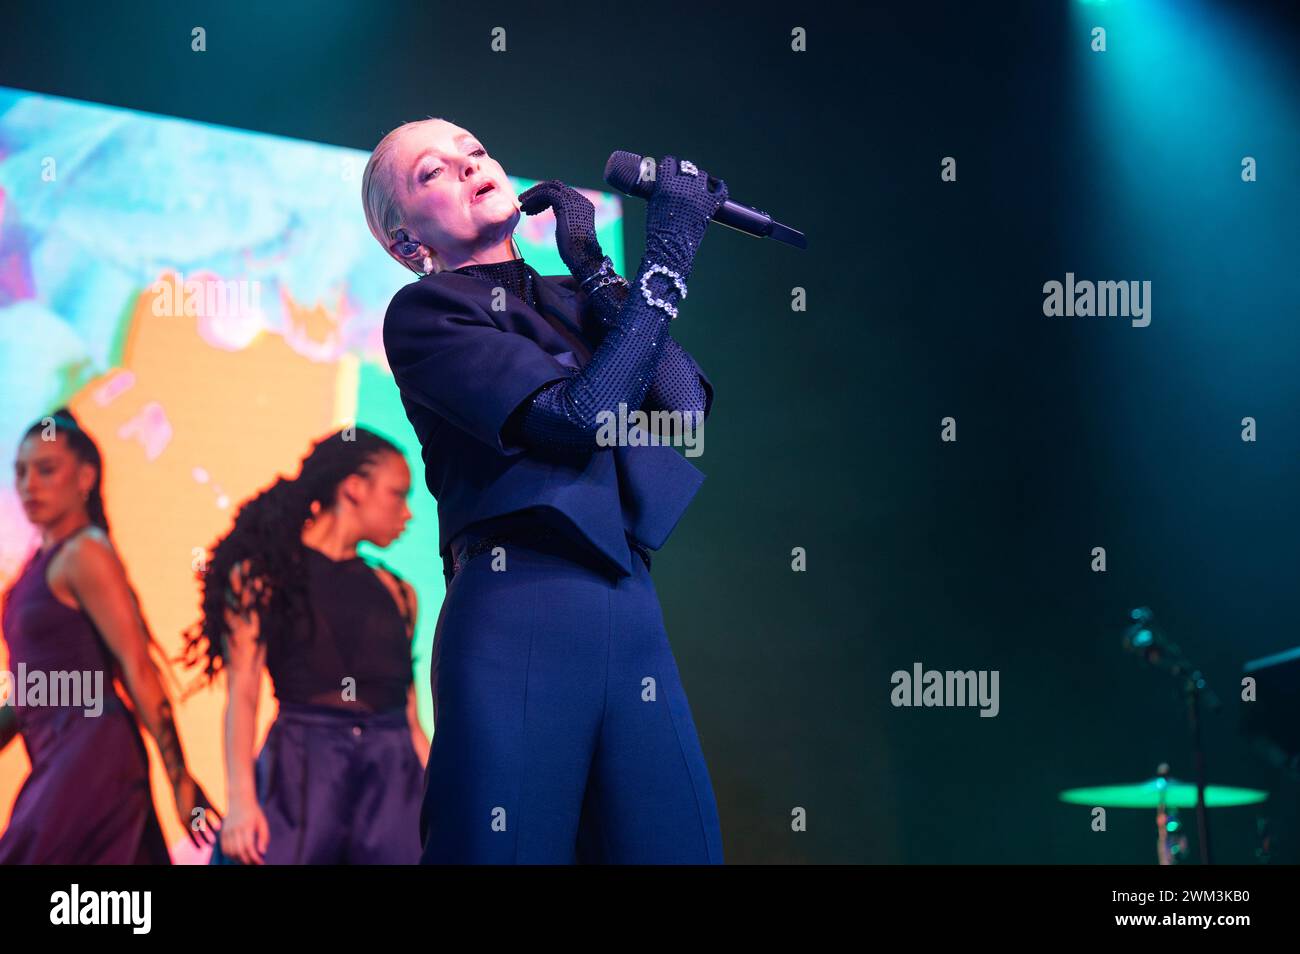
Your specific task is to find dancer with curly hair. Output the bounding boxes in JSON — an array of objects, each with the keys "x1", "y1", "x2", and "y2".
[{"x1": 185, "y1": 427, "x2": 426, "y2": 864}]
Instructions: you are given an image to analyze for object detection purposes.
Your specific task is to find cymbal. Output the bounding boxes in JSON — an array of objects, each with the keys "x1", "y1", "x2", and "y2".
[{"x1": 1059, "y1": 778, "x2": 1268, "y2": 809}]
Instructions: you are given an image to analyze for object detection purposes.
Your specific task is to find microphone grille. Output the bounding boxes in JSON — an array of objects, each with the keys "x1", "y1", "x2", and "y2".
[{"x1": 604, "y1": 150, "x2": 647, "y2": 195}]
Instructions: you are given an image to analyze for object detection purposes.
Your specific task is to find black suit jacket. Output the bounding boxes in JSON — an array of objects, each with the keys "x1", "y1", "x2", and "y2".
[{"x1": 381, "y1": 264, "x2": 711, "y2": 578}]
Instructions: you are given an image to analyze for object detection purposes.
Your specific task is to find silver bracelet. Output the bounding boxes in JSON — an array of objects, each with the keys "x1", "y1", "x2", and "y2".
[
  {"x1": 587, "y1": 272, "x2": 629, "y2": 295},
  {"x1": 580, "y1": 255, "x2": 631, "y2": 299},
  {"x1": 579, "y1": 255, "x2": 615, "y2": 291}
]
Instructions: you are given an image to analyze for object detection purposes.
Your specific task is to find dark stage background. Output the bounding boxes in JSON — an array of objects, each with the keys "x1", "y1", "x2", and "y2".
[{"x1": 2, "y1": 0, "x2": 1297, "y2": 864}]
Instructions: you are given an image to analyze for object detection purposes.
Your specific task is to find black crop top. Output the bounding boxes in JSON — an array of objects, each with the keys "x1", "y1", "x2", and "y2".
[{"x1": 263, "y1": 546, "x2": 414, "y2": 713}]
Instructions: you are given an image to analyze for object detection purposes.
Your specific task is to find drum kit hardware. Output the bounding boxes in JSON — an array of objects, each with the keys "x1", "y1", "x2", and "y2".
[
  {"x1": 1059, "y1": 763, "x2": 1267, "y2": 865},
  {"x1": 1057, "y1": 607, "x2": 1281, "y2": 865}
]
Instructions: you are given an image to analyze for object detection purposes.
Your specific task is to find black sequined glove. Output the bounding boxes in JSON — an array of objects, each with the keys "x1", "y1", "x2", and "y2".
[
  {"x1": 584, "y1": 278, "x2": 709, "y2": 416},
  {"x1": 501, "y1": 157, "x2": 726, "y2": 454},
  {"x1": 642, "y1": 155, "x2": 729, "y2": 283},
  {"x1": 504, "y1": 287, "x2": 674, "y2": 455},
  {"x1": 517, "y1": 180, "x2": 605, "y2": 283}
]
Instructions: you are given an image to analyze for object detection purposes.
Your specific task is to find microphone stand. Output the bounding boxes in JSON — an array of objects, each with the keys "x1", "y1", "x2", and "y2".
[
  {"x1": 1184, "y1": 669, "x2": 1212, "y2": 865},
  {"x1": 1124, "y1": 609, "x2": 1220, "y2": 864}
]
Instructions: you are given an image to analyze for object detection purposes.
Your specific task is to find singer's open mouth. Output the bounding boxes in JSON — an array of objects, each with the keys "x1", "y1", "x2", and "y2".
[{"x1": 471, "y1": 182, "x2": 496, "y2": 203}]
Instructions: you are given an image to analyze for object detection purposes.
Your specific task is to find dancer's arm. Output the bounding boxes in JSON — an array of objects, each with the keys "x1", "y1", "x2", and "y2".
[
  {"x1": 407, "y1": 684, "x2": 429, "y2": 769},
  {"x1": 399, "y1": 579, "x2": 430, "y2": 767},
  {"x1": 375, "y1": 565, "x2": 429, "y2": 768},
  {"x1": 219, "y1": 561, "x2": 270, "y2": 865},
  {"x1": 62, "y1": 531, "x2": 219, "y2": 846}
]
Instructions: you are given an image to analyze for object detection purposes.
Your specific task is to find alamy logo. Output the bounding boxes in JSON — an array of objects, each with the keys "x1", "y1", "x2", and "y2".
[
  {"x1": 50, "y1": 884, "x2": 151, "y2": 934},
  {"x1": 890, "y1": 662, "x2": 1000, "y2": 717},
  {"x1": 150, "y1": 271, "x2": 262, "y2": 318},
  {"x1": 595, "y1": 402, "x2": 704, "y2": 457},
  {"x1": 0, "y1": 665, "x2": 103, "y2": 717},
  {"x1": 1042, "y1": 272, "x2": 1151, "y2": 327}
]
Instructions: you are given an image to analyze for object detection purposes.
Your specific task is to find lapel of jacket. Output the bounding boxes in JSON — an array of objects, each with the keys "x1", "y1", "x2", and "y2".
[{"x1": 529, "y1": 266, "x2": 594, "y2": 364}]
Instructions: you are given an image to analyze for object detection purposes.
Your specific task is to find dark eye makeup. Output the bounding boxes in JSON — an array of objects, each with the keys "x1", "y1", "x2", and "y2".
[{"x1": 421, "y1": 147, "x2": 487, "y2": 183}]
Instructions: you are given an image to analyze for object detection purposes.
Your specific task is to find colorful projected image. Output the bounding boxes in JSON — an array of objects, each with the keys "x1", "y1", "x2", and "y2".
[{"x1": 0, "y1": 86, "x2": 625, "y2": 859}]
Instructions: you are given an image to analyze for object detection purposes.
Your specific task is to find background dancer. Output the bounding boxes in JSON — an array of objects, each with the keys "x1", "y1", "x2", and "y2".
[
  {"x1": 185, "y1": 427, "x2": 426, "y2": 865},
  {"x1": 0, "y1": 409, "x2": 216, "y2": 864}
]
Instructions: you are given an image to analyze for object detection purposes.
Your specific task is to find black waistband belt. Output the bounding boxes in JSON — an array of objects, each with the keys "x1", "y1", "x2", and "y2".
[{"x1": 444, "y1": 523, "x2": 651, "y2": 580}]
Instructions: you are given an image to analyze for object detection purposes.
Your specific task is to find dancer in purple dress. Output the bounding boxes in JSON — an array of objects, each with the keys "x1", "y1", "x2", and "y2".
[{"x1": 0, "y1": 409, "x2": 218, "y2": 864}]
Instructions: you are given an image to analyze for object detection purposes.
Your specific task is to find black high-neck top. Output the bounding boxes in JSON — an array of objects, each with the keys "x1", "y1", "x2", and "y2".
[{"x1": 453, "y1": 257, "x2": 536, "y2": 310}]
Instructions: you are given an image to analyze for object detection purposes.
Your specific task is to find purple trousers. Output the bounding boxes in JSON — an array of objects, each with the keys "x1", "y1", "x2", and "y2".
[{"x1": 211, "y1": 702, "x2": 423, "y2": 865}]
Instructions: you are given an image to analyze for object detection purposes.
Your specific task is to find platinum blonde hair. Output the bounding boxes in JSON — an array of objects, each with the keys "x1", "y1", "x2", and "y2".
[{"x1": 362, "y1": 118, "x2": 447, "y2": 276}]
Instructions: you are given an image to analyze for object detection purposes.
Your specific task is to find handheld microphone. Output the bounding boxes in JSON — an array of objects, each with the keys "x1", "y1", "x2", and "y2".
[{"x1": 603, "y1": 150, "x2": 808, "y2": 250}]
